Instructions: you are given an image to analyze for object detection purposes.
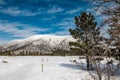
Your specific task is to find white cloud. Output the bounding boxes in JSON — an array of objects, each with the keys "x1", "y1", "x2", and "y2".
[
  {"x1": 0, "y1": 0, "x2": 6, "y2": 5},
  {"x1": 66, "y1": 7, "x2": 81, "y2": 14},
  {"x1": 0, "y1": 7, "x2": 40, "y2": 16},
  {"x1": 53, "y1": 30, "x2": 70, "y2": 35},
  {"x1": 43, "y1": 16, "x2": 56, "y2": 20},
  {"x1": 48, "y1": 5, "x2": 64, "y2": 13},
  {"x1": 0, "y1": 5, "x2": 64, "y2": 16},
  {"x1": 56, "y1": 17, "x2": 75, "y2": 28},
  {"x1": 86, "y1": 8, "x2": 94, "y2": 12},
  {"x1": 0, "y1": 21, "x2": 50, "y2": 38},
  {"x1": 53, "y1": 17, "x2": 75, "y2": 35}
]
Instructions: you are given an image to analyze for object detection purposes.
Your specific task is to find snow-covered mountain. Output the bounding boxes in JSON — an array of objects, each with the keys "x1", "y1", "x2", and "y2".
[{"x1": 0, "y1": 35, "x2": 75, "y2": 54}]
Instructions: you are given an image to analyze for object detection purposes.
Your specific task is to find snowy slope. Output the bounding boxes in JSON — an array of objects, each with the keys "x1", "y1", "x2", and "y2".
[{"x1": 0, "y1": 35, "x2": 75, "y2": 53}]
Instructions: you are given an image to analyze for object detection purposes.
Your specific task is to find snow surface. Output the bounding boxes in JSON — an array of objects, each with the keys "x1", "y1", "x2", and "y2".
[
  {"x1": 0, "y1": 56, "x2": 119, "y2": 80},
  {"x1": 0, "y1": 56, "x2": 90, "y2": 80}
]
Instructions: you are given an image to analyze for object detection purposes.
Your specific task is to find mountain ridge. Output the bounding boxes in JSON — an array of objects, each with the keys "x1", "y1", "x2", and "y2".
[{"x1": 0, "y1": 35, "x2": 75, "y2": 55}]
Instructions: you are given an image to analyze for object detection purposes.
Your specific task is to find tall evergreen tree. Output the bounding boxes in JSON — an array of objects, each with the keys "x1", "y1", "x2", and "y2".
[{"x1": 69, "y1": 12, "x2": 100, "y2": 70}]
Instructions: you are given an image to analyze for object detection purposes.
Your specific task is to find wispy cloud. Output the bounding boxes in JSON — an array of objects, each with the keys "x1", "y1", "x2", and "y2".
[
  {"x1": 48, "y1": 5, "x2": 64, "y2": 13},
  {"x1": 53, "y1": 30, "x2": 70, "y2": 35},
  {"x1": 0, "y1": 5, "x2": 64, "y2": 16},
  {"x1": 86, "y1": 8, "x2": 94, "y2": 12},
  {"x1": 66, "y1": 7, "x2": 81, "y2": 14},
  {"x1": 0, "y1": 0, "x2": 6, "y2": 5},
  {"x1": 55, "y1": 17, "x2": 74, "y2": 27},
  {"x1": 53, "y1": 17, "x2": 75, "y2": 35},
  {"x1": 0, "y1": 21, "x2": 50, "y2": 38},
  {"x1": 0, "y1": 7, "x2": 40, "y2": 16},
  {"x1": 43, "y1": 16, "x2": 56, "y2": 20}
]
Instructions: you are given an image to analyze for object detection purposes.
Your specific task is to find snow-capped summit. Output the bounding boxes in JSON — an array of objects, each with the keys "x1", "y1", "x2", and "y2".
[{"x1": 0, "y1": 34, "x2": 75, "y2": 54}]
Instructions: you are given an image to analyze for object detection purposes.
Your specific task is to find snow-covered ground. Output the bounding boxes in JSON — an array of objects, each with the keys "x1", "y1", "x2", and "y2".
[
  {"x1": 0, "y1": 56, "x2": 90, "y2": 80},
  {"x1": 0, "y1": 56, "x2": 119, "y2": 80}
]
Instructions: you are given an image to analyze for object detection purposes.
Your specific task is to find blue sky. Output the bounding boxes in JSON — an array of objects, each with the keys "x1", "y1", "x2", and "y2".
[{"x1": 0, "y1": 0, "x2": 104, "y2": 44}]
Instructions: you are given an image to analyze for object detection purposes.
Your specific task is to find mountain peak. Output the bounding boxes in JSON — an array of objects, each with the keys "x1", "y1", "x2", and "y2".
[{"x1": 0, "y1": 34, "x2": 74, "y2": 55}]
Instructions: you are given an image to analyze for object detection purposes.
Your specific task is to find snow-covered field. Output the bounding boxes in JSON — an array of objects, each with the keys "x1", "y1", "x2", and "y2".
[
  {"x1": 0, "y1": 56, "x2": 89, "y2": 80},
  {"x1": 0, "y1": 56, "x2": 119, "y2": 80}
]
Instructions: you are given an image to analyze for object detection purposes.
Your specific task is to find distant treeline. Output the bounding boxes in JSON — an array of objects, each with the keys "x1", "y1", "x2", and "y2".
[
  {"x1": 0, "y1": 50, "x2": 81, "y2": 56},
  {"x1": 0, "y1": 47, "x2": 119, "y2": 56}
]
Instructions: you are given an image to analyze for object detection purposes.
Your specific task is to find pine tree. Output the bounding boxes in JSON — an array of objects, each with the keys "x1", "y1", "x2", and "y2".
[{"x1": 69, "y1": 12, "x2": 100, "y2": 70}]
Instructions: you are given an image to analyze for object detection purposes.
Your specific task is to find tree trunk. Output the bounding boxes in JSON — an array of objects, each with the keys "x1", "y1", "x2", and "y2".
[
  {"x1": 86, "y1": 55, "x2": 90, "y2": 70},
  {"x1": 98, "y1": 75, "x2": 102, "y2": 80},
  {"x1": 107, "y1": 65, "x2": 110, "y2": 80}
]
